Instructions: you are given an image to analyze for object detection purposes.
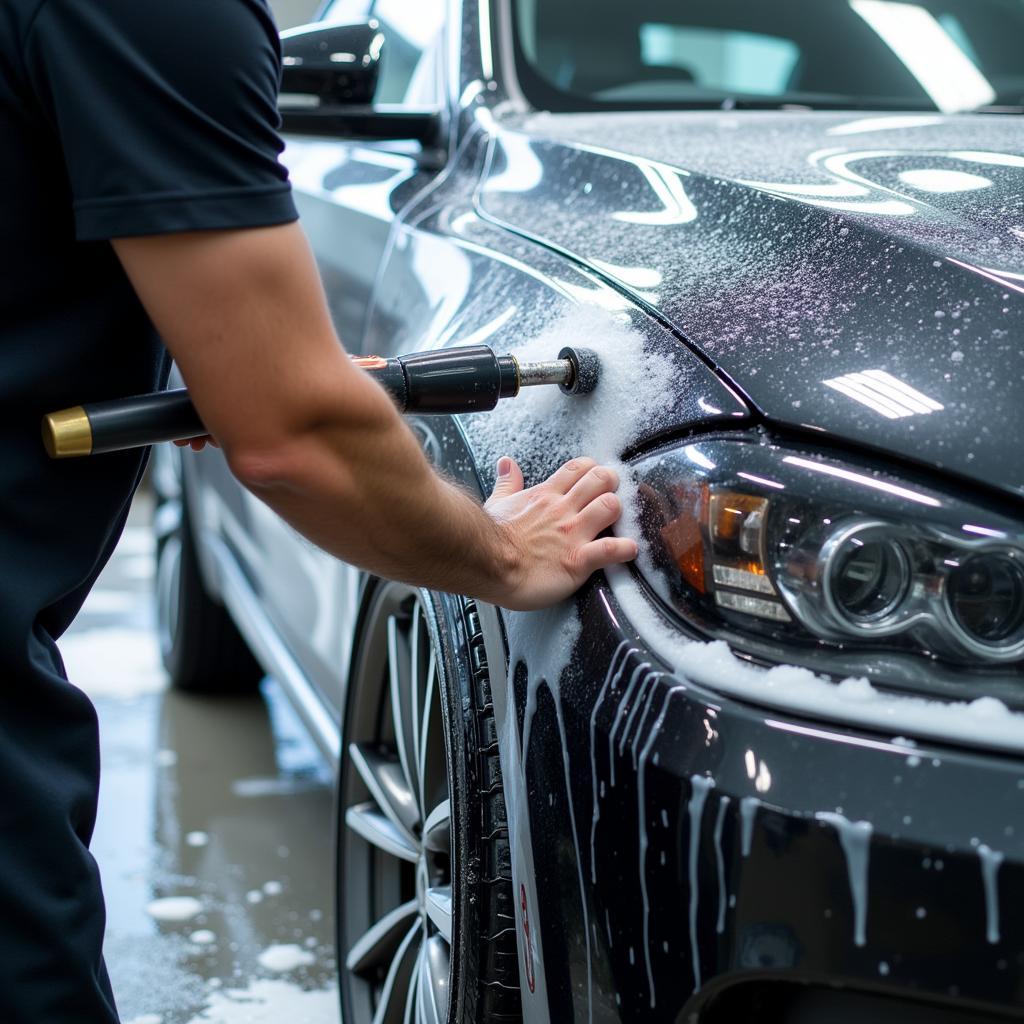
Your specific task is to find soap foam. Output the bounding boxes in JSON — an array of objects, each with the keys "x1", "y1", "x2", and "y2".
[
  {"x1": 256, "y1": 944, "x2": 316, "y2": 973},
  {"x1": 146, "y1": 897, "x2": 203, "y2": 923},
  {"x1": 462, "y1": 305, "x2": 677, "y2": 487}
]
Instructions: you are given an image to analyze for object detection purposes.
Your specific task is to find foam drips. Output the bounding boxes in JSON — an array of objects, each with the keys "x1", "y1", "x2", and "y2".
[
  {"x1": 816, "y1": 812, "x2": 873, "y2": 947},
  {"x1": 636, "y1": 686, "x2": 683, "y2": 1009},
  {"x1": 687, "y1": 775, "x2": 715, "y2": 991},
  {"x1": 712, "y1": 796, "x2": 731, "y2": 934},
  {"x1": 978, "y1": 844, "x2": 1004, "y2": 945},
  {"x1": 739, "y1": 797, "x2": 760, "y2": 858}
]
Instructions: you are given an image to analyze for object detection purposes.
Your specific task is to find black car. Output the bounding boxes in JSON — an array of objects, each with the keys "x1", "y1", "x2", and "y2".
[{"x1": 153, "y1": 0, "x2": 1024, "y2": 1020}]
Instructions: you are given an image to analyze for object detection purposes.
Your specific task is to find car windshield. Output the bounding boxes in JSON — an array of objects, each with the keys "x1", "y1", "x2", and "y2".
[{"x1": 512, "y1": 0, "x2": 1024, "y2": 113}]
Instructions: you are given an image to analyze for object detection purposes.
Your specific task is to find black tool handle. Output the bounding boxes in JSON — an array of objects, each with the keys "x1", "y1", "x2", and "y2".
[
  {"x1": 399, "y1": 346, "x2": 518, "y2": 414},
  {"x1": 91, "y1": 390, "x2": 205, "y2": 454},
  {"x1": 43, "y1": 346, "x2": 522, "y2": 458}
]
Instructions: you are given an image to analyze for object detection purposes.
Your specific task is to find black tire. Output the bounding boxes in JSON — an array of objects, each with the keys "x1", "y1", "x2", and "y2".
[
  {"x1": 153, "y1": 449, "x2": 263, "y2": 694},
  {"x1": 337, "y1": 580, "x2": 521, "y2": 1024}
]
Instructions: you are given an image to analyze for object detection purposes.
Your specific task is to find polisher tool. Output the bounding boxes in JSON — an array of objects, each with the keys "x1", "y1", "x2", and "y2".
[{"x1": 42, "y1": 344, "x2": 601, "y2": 458}]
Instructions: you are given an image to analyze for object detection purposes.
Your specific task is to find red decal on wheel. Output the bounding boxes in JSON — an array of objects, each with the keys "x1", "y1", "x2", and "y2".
[{"x1": 519, "y1": 883, "x2": 536, "y2": 993}]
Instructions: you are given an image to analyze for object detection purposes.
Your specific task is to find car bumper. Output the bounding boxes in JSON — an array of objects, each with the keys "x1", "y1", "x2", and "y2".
[{"x1": 519, "y1": 580, "x2": 1024, "y2": 1022}]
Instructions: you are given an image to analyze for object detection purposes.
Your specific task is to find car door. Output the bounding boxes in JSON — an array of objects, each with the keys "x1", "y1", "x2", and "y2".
[{"x1": 229, "y1": 0, "x2": 450, "y2": 716}]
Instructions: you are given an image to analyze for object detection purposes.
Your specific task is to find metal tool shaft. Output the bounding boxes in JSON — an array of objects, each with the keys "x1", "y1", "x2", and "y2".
[{"x1": 517, "y1": 359, "x2": 572, "y2": 388}]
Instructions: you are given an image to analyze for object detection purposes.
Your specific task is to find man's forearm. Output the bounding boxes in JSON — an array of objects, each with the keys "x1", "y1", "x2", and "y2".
[{"x1": 230, "y1": 382, "x2": 518, "y2": 603}]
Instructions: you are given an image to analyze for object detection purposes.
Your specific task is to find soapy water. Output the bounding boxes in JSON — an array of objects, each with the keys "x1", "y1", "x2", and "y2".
[{"x1": 182, "y1": 979, "x2": 336, "y2": 1024}]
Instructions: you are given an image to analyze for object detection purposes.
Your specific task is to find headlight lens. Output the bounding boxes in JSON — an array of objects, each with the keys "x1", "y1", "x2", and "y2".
[
  {"x1": 948, "y1": 552, "x2": 1024, "y2": 646},
  {"x1": 629, "y1": 436, "x2": 1024, "y2": 700}
]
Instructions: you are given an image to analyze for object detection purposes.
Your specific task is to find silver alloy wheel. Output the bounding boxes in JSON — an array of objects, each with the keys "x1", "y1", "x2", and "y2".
[{"x1": 342, "y1": 584, "x2": 453, "y2": 1024}]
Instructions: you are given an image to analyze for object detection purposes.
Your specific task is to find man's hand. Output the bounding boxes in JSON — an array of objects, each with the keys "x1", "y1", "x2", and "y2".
[{"x1": 484, "y1": 457, "x2": 637, "y2": 611}]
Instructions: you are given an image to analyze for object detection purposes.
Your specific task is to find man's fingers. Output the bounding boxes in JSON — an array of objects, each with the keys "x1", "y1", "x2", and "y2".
[
  {"x1": 575, "y1": 493, "x2": 622, "y2": 538},
  {"x1": 575, "y1": 536, "x2": 639, "y2": 578},
  {"x1": 545, "y1": 457, "x2": 597, "y2": 495},
  {"x1": 489, "y1": 456, "x2": 524, "y2": 500},
  {"x1": 566, "y1": 465, "x2": 619, "y2": 512}
]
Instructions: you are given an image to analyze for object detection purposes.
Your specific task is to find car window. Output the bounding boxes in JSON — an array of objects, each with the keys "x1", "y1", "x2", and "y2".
[
  {"x1": 639, "y1": 25, "x2": 801, "y2": 97},
  {"x1": 514, "y1": 0, "x2": 1024, "y2": 113},
  {"x1": 367, "y1": 0, "x2": 445, "y2": 106},
  {"x1": 320, "y1": 0, "x2": 372, "y2": 24}
]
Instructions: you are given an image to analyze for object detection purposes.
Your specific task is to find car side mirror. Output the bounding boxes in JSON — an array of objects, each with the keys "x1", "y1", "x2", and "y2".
[
  {"x1": 279, "y1": 21, "x2": 441, "y2": 147},
  {"x1": 280, "y1": 20, "x2": 383, "y2": 106}
]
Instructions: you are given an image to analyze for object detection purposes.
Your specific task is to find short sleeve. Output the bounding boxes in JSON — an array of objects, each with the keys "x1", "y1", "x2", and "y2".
[{"x1": 23, "y1": 0, "x2": 298, "y2": 241}]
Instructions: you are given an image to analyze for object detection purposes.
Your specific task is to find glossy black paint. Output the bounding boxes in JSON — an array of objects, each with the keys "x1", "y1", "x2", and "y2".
[
  {"x1": 479, "y1": 114, "x2": 1024, "y2": 499},
  {"x1": 188, "y1": 1, "x2": 1024, "y2": 1020}
]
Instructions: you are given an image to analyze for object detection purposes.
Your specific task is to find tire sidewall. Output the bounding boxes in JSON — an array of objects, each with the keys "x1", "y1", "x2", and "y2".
[{"x1": 335, "y1": 581, "x2": 481, "y2": 1024}]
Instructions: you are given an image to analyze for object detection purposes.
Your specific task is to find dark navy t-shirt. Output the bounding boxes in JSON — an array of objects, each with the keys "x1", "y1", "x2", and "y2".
[{"x1": 0, "y1": 0, "x2": 297, "y2": 666}]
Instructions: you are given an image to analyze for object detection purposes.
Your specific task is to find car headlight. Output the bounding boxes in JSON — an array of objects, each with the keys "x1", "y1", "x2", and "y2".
[{"x1": 630, "y1": 436, "x2": 1024, "y2": 703}]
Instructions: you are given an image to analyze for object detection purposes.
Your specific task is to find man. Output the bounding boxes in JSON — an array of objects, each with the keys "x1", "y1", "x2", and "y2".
[{"x1": 0, "y1": 0, "x2": 636, "y2": 1019}]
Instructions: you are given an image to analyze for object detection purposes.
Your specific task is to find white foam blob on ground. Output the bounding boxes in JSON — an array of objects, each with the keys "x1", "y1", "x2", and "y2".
[
  {"x1": 146, "y1": 897, "x2": 204, "y2": 923},
  {"x1": 186, "y1": 831, "x2": 209, "y2": 848},
  {"x1": 245, "y1": 890, "x2": 264, "y2": 904},
  {"x1": 59, "y1": 628, "x2": 167, "y2": 699},
  {"x1": 184, "y1": 979, "x2": 337, "y2": 1023},
  {"x1": 262, "y1": 880, "x2": 283, "y2": 896},
  {"x1": 257, "y1": 944, "x2": 316, "y2": 972},
  {"x1": 155, "y1": 749, "x2": 178, "y2": 767},
  {"x1": 189, "y1": 930, "x2": 217, "y2": 946}
]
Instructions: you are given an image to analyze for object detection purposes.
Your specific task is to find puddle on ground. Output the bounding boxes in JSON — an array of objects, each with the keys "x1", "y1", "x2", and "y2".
[{"x1": 61, "y1": 505, "x2": 340, "y2": 1024}]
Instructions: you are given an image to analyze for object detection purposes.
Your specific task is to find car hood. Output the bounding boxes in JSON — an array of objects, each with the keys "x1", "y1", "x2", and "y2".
[{"x1": 478, "y1": 111, "x2": 1024, "y2": 499}]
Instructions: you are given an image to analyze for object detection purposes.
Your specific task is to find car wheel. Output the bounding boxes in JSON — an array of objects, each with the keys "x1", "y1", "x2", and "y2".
[
  {"x1": 152, "y1": 445, "x2": 263, "y2": 694},
  {"x1": 338, "y1": 580, "x2": 521, "y2": 1024}
]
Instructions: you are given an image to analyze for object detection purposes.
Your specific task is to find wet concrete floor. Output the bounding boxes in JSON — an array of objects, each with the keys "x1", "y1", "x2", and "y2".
[{"x1": 60, "y1": 496, "x2": 342, "y2": 1024}]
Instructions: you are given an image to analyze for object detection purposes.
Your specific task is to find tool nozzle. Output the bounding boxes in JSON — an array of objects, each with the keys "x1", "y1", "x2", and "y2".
[
  {"x1": 558, "y1": 346, "x2": 600, "y2": 396},
  {"x1": 515, "y1": 346, "x2": 601, "y2": 396}
]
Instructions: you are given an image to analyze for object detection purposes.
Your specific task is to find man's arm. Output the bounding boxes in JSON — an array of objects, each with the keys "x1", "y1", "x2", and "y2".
[{"x1": 113, "y1": 223, "x2": 637, "y2": 611}]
